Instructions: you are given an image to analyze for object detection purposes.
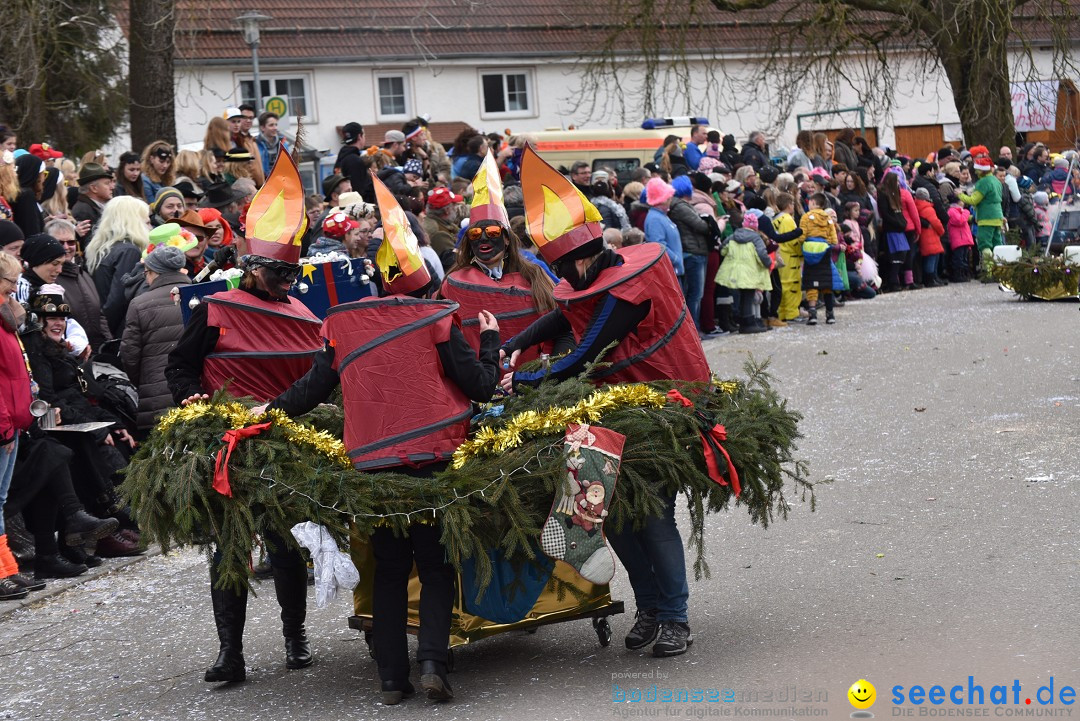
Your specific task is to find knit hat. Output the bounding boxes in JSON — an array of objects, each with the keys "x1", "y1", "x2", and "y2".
[
  {"x1": 0, "y1": 220, "x2": 24, "y2": 248},
  {"x1": 427, "y1": 187, "x2": 464, "y2": 209},
  {"x1": 670, "y1": 175, "x2": 693, "y2": 199},
  {"x1": 698, "y1": 157, "x2": 721, "y2": 174},
  {"x1": 645, "y1": 177, "x2": 675, "y2": 206},
  {"x1": 1053, "y1": 157, "x2": 1069, "y2": 169},
  {"x1": 970, "y1": 145, "x2": 993, "y2": 173},
  {"x1": 742, "y1": 212, "x2": 759, "y2": 230},
  {"x1": 322, "y1": 210, "x2": 359, "y2": 239},
  {"x1": 758, "y1": 164, "x2": 779, "y2": 185},
  {"x1": 1033, "y1": 191, "x2": 1049, "y2": 207},
  {"x1": 914, "y1": 187, "x2": 931, "y2": 201},
  {"x1": 591, "y1": 169, "x2": 611, "y2": 184},
  {"x1": 151, "y1": 187, "x2": 184, "y2": 216},
  {"x1": 403, "y1": 158, "x2": 424, "y2": 177},
  {"x1": 144, "y1": 244, "x2": 186, "y2": 273},
  {"x1": 21, "y1": 233, "x2": 66, "y2": 268},
  {"x1": 1018, "y1": 176, "x2": 1033, "y2": 191}
]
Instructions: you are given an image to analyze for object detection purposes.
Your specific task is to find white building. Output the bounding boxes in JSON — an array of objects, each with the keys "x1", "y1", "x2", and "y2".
[{"x1": 170, "y1": 0, "x2": 1078, "y2": 182}]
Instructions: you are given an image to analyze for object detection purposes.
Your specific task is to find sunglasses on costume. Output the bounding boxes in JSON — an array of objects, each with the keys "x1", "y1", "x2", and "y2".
[
  {"x1": 37, "y1": 303, "x2": 71, "y2": 314},
  {"x1": 466, "y1": 225, "x2": 504, "y2": 241},
  {"x1": 153, "y1": 151, "x2": 173, "y2": 160}
]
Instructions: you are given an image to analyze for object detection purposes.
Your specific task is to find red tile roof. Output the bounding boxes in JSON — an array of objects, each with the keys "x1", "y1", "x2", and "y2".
[{"x1": 113, "y1": 1, "x2": 1067, "y2": 64}]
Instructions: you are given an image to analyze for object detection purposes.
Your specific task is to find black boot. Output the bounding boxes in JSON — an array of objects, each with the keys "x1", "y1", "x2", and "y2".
[
  {"x1": 34, "y1": 554, "x2": 87, "y2": 579},
  {"x1": 62, "y1": 510, "x2": 119, "y2": 548},
  {"x1": 204, "y1": 571, "x2": 247, "y2": 683},
  {"x1": 739, "y1": 316, "x2": 766, "y2": 334},
  {"x1": 420, "y1": 659, "x2": 454, "y2": 701},
  {"x1": 716, "y1": 303, "x2": 733, "y2": 333},
  {"x1": 272, "y1": 564, "x2": 313, "y2": 670},
  {"x1": 806, "y1": 305, "x2": 818, "y2": 326}
]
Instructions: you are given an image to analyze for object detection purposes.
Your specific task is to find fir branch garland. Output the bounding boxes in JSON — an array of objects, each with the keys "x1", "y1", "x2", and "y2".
[
  {"x1": 121, "y1": 359, "x2": 819, "y2": 596},
  {"x1": 991, "y1": 253, "x2": 1080, "y2": 299}
]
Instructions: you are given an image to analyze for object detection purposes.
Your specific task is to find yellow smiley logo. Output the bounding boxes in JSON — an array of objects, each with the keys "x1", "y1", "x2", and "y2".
[{"x1": 848, "y1": 679, "x2": 876, "y2": 710}]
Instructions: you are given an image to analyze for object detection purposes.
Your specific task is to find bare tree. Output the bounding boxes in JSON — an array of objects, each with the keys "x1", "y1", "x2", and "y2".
[
  {"x1": 129, "y1": 0, "x2": 177, "y2": 150},
  {"x1": 572, "y1": 0, "x2": 1078, "y2": 147},
  {"x1": 0, "y1": 0, "x2": 125, "y2": 155}
]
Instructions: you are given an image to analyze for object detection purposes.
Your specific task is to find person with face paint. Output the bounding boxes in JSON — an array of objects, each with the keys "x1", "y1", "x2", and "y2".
[
  {"x1": 261, "y1": 172, "x2": 501, "y2": 705},
  {"x1": 164, "y1": 145, "x2": 321, "y2": 685},
  {"x1": 499, "y1": 145, "x2": 710, "y2": 659},
  {"x1": 440, "y1": 152, "x2": 559, "y2": 364}
]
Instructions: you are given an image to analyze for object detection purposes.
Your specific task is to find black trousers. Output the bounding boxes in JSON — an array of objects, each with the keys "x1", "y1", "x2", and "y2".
[{"x1": 370, "y1": 521, "x2": 454, "y2": 683}]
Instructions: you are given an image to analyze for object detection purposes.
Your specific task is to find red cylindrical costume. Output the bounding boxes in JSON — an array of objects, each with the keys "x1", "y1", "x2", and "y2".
[
  {"x1": 440, "y1": 267, "x2": 546, "y2": 363},
  {"x1": 554, "y1": 243, "x2": 711, "y2": 385},
  {"x1": 322, "y1": 296, "x2": 472, "y2": 471},
  {"x1": 201, "y1": 288, "x2": 323, "y2": 402}
]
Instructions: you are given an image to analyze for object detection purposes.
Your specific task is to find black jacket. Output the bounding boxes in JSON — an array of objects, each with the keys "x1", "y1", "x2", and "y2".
[
  {"x1": 740, "y1": 143, "x2": 771, "y2": 172},
  {"x1": 503, "y1": 249, "x2": 649, "y2": 389},
  {"x1": 911, "y1": 174, "x2": 948, "y2": 230},
  {"x1": 71, "y1": 194, "x2": 104, "y2": 246},
  {"x1": 337, "y1": 145, "x2": 374, "y2": 203}
]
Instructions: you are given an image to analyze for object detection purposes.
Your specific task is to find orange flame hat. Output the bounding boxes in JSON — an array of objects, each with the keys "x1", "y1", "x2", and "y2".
[
  {"x1": 469, "y1": 151, "x2": 509, "y2": 227},
  {"x1": 520, "y1": 145, "x2": 603, "y2": 264},
  {"x1": 243, "y1": 142, "x2": 306, "y2": 264},
  {"x1": 373, "y1": 171, "x2": 431, "y2": 295}
]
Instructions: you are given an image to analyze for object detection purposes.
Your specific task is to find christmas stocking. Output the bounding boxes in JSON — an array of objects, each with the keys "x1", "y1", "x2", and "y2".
[{"x1": 540, "y1": 424, "x2": 625, "y2": 585}]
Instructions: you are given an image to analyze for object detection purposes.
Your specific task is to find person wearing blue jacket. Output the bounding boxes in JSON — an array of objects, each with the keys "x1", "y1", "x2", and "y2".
[{"x1": 254, "y1": 112, "x2": 290, "y2": 180}]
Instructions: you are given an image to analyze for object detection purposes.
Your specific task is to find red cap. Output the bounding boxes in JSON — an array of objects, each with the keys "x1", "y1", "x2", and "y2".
[
  {"x1": 427, "y1": 187, "x2": 464, "y2": 210},
  {"x1": 29, "y1": 143, "x2": 63, "y2": 160}
]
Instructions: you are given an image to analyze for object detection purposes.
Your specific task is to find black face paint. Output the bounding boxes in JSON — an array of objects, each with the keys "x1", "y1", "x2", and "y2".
[
  {"x1": 470, "y1": 233, "x2": 505, "y2": 263},
  {"x1": 259, "y1": 264, "x2": 299, "y2": 298}
]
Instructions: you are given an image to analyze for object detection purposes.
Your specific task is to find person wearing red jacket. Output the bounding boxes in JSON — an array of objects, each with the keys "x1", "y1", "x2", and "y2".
[
  {"x1": 0, "y1": 258, "x2": 35, "y2": 600},
  {"x1": 263, "y1": 174, "x2": 501, "y2": 705},
  {"x1": 500, "y1": 146, "x2": 710, "y2": 659},
  {"x1": 914, "y1": 188, "x2": 946, "y2": 287},
  {"x1": 165, "y1": 145, "x2": 320, "y2": 684}
]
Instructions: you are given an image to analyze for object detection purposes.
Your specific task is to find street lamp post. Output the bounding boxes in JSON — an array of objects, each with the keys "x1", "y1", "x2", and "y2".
[{"x1": 234, "y1": 11, "x2": 272, "y2": 111}]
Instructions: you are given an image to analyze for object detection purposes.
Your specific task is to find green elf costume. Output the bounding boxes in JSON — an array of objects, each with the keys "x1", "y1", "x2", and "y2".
[{"x1": 956, "y1": 145, "x2": 1004, "y2": 262}]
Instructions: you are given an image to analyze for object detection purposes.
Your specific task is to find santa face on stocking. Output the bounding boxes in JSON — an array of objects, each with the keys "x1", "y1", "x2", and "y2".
[{"x1": 573, "y1": 480, "x2": 608, "y2": 534}]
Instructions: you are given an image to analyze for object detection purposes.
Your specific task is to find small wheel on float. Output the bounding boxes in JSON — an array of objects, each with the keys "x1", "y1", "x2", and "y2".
[{"x1": 593, "y1": 617, "x2": 612, "y2": 647}]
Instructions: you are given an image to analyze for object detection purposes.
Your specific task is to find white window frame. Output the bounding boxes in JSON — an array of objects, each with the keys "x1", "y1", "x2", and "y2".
[
  {"x1": 478, "y1": 68, "x2": 537, "y2": 120},
  {"x1": 234, "y1": 71, "x2": 316, "y2": 122},
  {"x1": 374, "y1": 71, "x2": 413, "y2": 122}
]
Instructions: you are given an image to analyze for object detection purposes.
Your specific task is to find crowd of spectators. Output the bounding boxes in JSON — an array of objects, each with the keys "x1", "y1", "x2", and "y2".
[{"x1": 2, "y1": 108, "x2": 1078, "y2": 599}]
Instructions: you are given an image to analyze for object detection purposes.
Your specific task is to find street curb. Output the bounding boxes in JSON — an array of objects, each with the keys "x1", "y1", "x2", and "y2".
[{"x1": 0, "y1": 545, "x2": 162, "y2": 618}]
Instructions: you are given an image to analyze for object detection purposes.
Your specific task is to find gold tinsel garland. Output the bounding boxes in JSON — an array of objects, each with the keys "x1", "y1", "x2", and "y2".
[
  {"x1": 452, "y1": 383, "x2": 673, "y2": 468},
  {"x1": 155, "y1": 402, "x2": 353, "y2": 469}
]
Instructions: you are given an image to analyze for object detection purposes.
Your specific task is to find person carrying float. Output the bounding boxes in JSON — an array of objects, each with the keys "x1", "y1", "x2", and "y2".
[
  {"x1": 440, "y1": 151, "x2": 561, "y2": 364},
  {"x1": 261, "y1": 172, "x2": 502, "y2": 705},
  {"x1": 499, "y1": 145, "x2": 711, "y2": 658},
  {"x1": 164, "y1": 144, "x2": 321, "y2": 684}
]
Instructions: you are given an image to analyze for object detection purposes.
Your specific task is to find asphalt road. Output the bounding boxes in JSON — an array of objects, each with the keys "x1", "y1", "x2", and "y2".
[{"x1": 2, "y1": 282, "x2": 1078, "y2": 721}]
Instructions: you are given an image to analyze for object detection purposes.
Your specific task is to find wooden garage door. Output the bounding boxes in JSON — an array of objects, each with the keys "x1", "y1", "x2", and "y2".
[{"x1": 894, "y1": 125, "x2": 945, "y2": 160}]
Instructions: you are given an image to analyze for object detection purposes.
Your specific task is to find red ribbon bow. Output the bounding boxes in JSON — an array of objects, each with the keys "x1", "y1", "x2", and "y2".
[
  {"x1": 213, "y1": 422, "x2": 272, "y2": 497},
  {"x1": 666, "y1": 389, "x2": 741, "y2": 496},
  {"x1": 702, "y1": 423, "x2": 741, "y2": 497}
]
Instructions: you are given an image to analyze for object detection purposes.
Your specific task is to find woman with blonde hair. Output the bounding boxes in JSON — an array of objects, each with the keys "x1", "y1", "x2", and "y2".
[
  {"x1": 811, "y1": 133, "x2": 831, "y2": 172},
  {"x1": 198, "y1": 149, "x2": 224, "y2": 188},
  {"x1": 140, "y1": 141, "x2": 175, "y2": 203},
  {"x1": 84, "y1": 196, "x2": 150, "y2": 334},
  {"x1": 0, "y1": 160, "x2": 18, "y2": 221},
  {"x1": 174, "y1": 150, "x2": 203, "y2": 184}
]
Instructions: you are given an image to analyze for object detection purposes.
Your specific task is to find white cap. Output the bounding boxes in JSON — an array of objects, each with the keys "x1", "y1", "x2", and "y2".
[{"x1": 224, "y1": 107, "x2": 243, "y2": 119}]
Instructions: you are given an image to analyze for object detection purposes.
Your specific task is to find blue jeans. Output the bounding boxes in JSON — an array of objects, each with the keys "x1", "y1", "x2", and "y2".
[
  {"x1": 923, "y1": 253, "x2": 940, "y2": 278},
  {"x1": 680, "y1": 254, "x2": 708, "y2": 331},
  {"x1": 0, "y1": 435, "x2": 19, "y2": 536},
  {"x1": 606, "y1": 491, "x2": 689, "y2": 623}
]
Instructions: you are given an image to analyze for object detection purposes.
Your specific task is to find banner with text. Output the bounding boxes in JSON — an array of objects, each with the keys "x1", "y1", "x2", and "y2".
[{"x1": 1011, "y1": 80, "x2": 1059, "y2": 132}]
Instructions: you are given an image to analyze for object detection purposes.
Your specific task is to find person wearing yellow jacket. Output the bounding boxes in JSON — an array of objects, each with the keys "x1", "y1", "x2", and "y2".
[{"x1": 772, "y1": 193, "x2": 803, "y2": 322}]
